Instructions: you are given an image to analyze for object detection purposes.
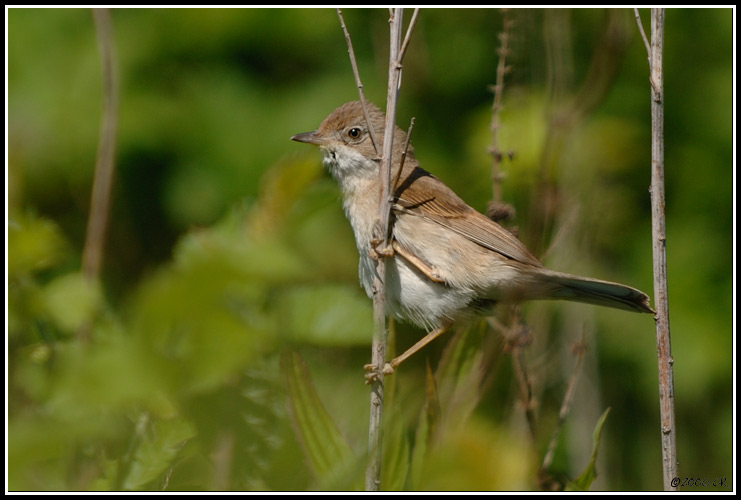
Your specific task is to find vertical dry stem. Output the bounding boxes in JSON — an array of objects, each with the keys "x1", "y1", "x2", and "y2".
[
  {"x1": 647, "y1": 8, "x2": 678, "y2": 491},
  {"x1": 488, "y1": 10, "x2": 543, "y2": 454},
  {"x1": 635, "y1": 7, "x2": 677, "y2": 491},
  {"x1": 335, "y1": 10, "x2": 388, "y2": 491},
  {"x1": 82, "y1": 8, "x2": 118, "y2": 283},
  {"x1": 364, "y1": 8, "x2": 402, "y2": 489},
  {"x1": 489, "y1": 9, "x2": 513, "y2": 205},
  {"x1": 336, "y1": 9, "x2": 419, "y2": 490},
  {"x1": 362, "y1": 8, "x2": 418, "y2": 491},
  {"x1": 78, "y1": 8, "x2": 118, "y2": 341}
]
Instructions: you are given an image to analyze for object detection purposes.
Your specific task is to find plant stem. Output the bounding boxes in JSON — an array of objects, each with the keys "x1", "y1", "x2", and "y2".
[
  {"x1": 82, "y1": 8, "x2": 118, "y2": 284},
  {"x1": 79, "y1": 8, "x2": 118, "y2": 342},
  {"x1": 365, "y1": 8, "x2": 404, "y2": 491},
  {"x1": 646, "y1": 8, "x2": 679, "y2": 491}
]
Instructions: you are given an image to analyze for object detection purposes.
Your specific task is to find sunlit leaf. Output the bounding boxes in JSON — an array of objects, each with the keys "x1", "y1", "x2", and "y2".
[
  {"x1": 409, "y1": 361, "x2": 441, "y2": 490},
  {"x1": 123, "y1": 417, "x2": 196, "y2": 491},
  {"x1": 566, "y1": 407, "x2": 611, "y2": 491},
  {"x1": 280, "y1": 350, "x2": 360, "y2": 489},
  {"x1": 381, "y1": 405, "x2": 410, "y2": 491},
  {"x1": 435, "y1": 325, "x2": 488, "y2": 429}
]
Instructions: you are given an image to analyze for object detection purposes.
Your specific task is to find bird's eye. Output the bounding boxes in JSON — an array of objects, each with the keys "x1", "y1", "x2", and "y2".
[{"x1": 347, "y1": 127, "x2": 362, "y2": 139}]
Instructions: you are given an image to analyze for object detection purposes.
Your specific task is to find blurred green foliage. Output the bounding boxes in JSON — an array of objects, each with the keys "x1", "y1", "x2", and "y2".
[{"x1": 7, "y1": 7, "x2": 733, "y2": 491}]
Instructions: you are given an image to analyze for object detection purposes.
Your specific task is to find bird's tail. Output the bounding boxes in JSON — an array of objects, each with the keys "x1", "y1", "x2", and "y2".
[{"x1": 528, "y1": 269, "x2": 654, "y2": 314}]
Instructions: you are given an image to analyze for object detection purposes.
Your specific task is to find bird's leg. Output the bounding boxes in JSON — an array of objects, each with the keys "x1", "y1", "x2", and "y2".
[
  {"x1": 390, "y1": 240, "x2": 445, "y2": 283},
  {"x1": 364, "y1": 322, "x2": 451, "y2": 383},
  {"x1": 369, "y1": 233, "x2": 445, "y2": 284}
]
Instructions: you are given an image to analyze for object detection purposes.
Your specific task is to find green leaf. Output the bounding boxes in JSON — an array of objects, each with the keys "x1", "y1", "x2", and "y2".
[
  {"x1": 381, "y1": 405, "x2": 410, "y2": 491},
  {"x1": 566, "y1": 407, "x2": 611, "y2": 491},
  {"x1": 409, "y1": 361, "x2": 441, "y2": 490},
  {"x1": 434, "y1": 325, "x2": 488, "y2": 429},
  {"x1": 280, "y1": 350, "x2": 359, "y2": 489},
  {"x1": 122, "y1": 416, "x2": 197, "y2": 491}
]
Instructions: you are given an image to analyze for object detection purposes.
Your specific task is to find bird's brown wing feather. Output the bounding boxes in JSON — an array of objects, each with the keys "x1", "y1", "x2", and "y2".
[{"x1": 393, "y1": 167, "x2": 542, "y2": 268}]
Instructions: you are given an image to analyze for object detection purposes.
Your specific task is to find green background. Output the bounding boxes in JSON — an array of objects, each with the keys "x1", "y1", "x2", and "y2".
[{"x1": 7, "y1": 8, "x2": 733, "y2": 491}]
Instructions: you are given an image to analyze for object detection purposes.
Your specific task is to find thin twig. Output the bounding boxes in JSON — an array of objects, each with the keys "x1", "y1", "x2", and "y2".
[
  {"x1": 337, "y1": 9, "x2": 419, "y2": 491},
  {"x1": 337, "y1": 9, "x2": 380, "y2": 155},
  {"x1": 391, "y1": 117, "x2": 415, "y2": 193},
  {"x1": 82, "y1": 8, "x2": 118, "y2": 282},
  {"x1": 633, "y1": 9, "x2": 652, "y2": 69},
  {"x1": 79, "y1": 8, "x2": 118, "y2": 341},
  {"x1": 489, "y1": 9, "x2": 513, "y2": 205},
  {"x1": 364, "y1": 8, "x2": 411, "y2": 492},
  {"x1": 378, "y1": 8, "x2": 418, "y2": 246},
  {"x1": 541, "y1": 338, "x2": 587, "y2": 471},
  {"x1": 334, "y1": 14, "x2": 386, "y2": 489},
  {"x1": 486, "y1": 10, "x2": 541, "y2": 451},
  {"x1": 644, "y1": 8, "x2": 678, "y2": 491},
  {"x1": 398, "y1": 8, "x2": 421, "y2": 62},
  {"x1": 336, "y1": 10, "x2": 389, "y2": 491},
  {"x1": 633, "y1": 9, "x2": 660, "y2": 94}
]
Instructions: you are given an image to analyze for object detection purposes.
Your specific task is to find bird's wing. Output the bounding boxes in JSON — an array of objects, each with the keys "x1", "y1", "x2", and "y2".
[{"x1": 393, "y1": 167, "x2": 542, "y2": 268}]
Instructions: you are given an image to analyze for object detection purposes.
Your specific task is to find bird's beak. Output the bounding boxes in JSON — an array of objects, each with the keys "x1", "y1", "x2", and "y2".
[{"x1": 290, "y1": 131, "x2": 328, "y2": 146}]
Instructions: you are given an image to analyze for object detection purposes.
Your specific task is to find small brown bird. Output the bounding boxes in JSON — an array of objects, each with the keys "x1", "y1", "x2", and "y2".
[{"x1": 292, "y1": 101, "x2": 653, "y2": 378}]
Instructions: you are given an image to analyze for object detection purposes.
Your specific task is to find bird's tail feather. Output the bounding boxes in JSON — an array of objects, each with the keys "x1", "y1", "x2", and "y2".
[{"x1": 532, "y1": 269, "x2": 654, "y2": 314}]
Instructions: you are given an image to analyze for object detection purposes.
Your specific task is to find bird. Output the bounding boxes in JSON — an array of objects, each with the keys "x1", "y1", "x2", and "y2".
[{"x1": 291, "y1": 101, "x2": 653, "y2": 379}]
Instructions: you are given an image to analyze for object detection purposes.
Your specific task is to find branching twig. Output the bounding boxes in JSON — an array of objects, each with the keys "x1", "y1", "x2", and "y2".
[
  {"x1": 399, "y1": 8, "x2": 421, "y2": 63},
  {"x1": 487, "y1": 10, "x2": 543, "y2": 452},
  {"x1": 635, "y1": 8, "x2": 678, "y2": 491},
  {"x1": 633, "y1": 9, "x2": 660, "y2": 94},
  {"x1": 335, "y1": 15, "x2": 385, "y2": 488},
  {"x1": 337, "y1": 8, "x2": 419, "y2": 492},
  {"x1": 633, "y1": 8, "x2": 651, "y2": 65},
  {"x1": 337, "y1": 9, "x2": 380, "y2": 155},
  {"x1": 489, "y1": 9, "x2": 513, "y2": 206},
  {"x1": 378, "y1": 9, "x2": 418, "y2": 249},
  {"x1": 392, "y1": 117, "x2": 415, "y2": 193},
  {"x1": 336, "y1": 12, "x2": 386, "y2": 491},
  {"x1": 365, "y1": 9, "x2": 404, "y2": 490}
]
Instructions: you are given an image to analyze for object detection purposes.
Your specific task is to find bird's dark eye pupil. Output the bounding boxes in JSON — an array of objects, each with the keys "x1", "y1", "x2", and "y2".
[{"x1": 348, "y1": 127, "x2": 361, "y2": 138}]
